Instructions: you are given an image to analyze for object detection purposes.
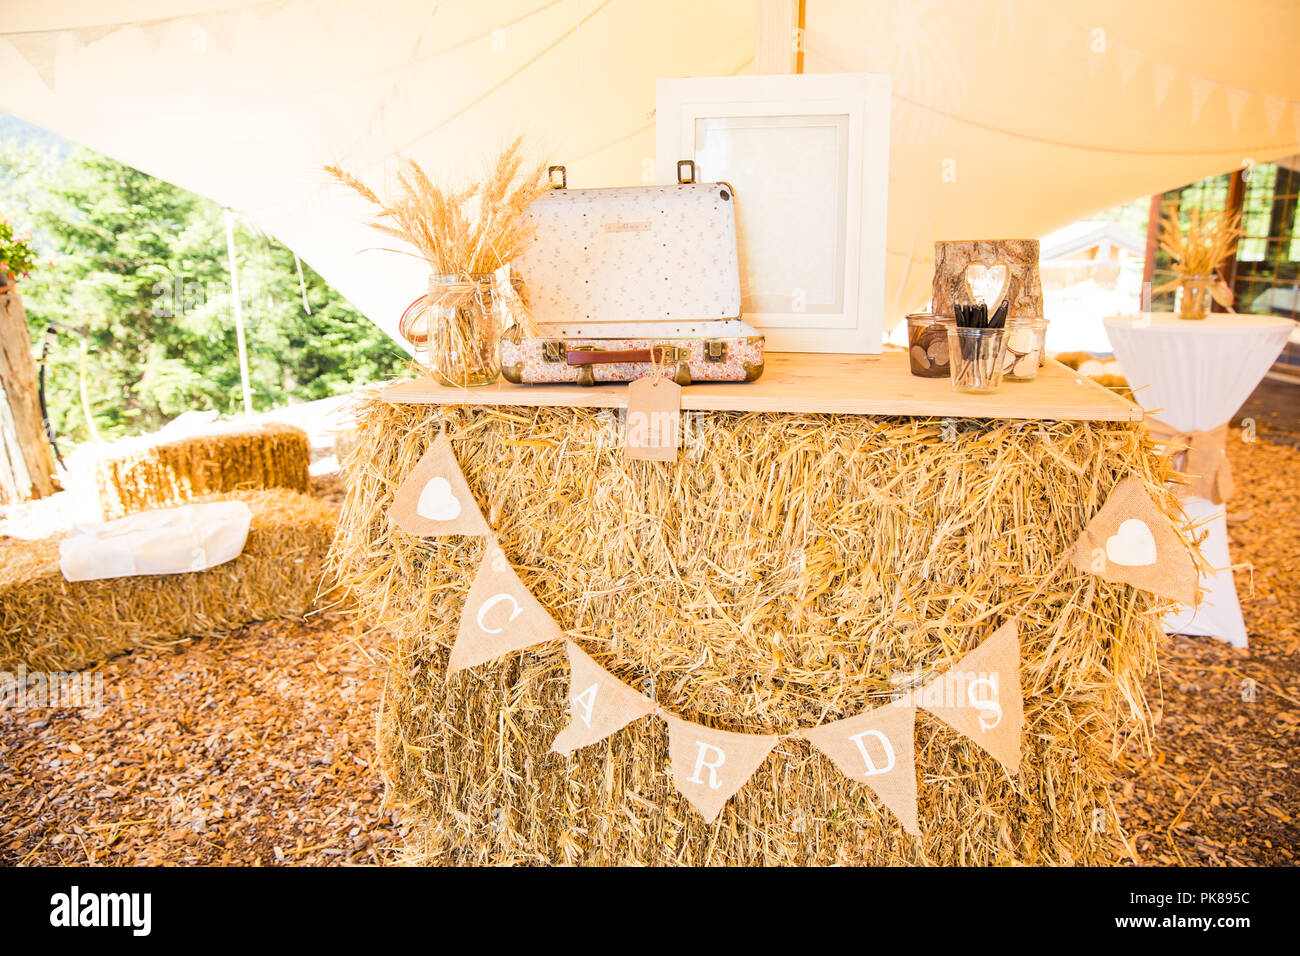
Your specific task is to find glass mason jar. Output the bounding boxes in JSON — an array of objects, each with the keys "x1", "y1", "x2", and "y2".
[
  {"x1": 398, "y1": 273, "x2": 502, "y2": 387},
  {"x1": 906, "y1": 312, "x2": 953, "y2": 378},
  {"x1": 948, "y1": 327, "x2": 1008, "y2": 393},
  {"x1": 1175, "y1": 274, "x2": 1214, "y2": 320},
  {"x1": 1002, "y1": 317, "x2": 1048, "y2": 381}
]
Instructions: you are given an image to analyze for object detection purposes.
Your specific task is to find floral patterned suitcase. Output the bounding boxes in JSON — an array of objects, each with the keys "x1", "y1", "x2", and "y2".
[{"x1": 503, "y1": 162, "x2": 764, "y2": 386}]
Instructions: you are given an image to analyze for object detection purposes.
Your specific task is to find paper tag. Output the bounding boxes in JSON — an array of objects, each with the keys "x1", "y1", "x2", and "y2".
[{"x1": 624, "y1": 376, "x2": 681, "y2": 461}]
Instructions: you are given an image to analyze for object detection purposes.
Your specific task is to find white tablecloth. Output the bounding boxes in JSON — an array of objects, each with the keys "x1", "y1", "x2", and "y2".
[
  {"x1": 59, "y1": 500, "x2": 253, "y2": 582},
  {"x1": 1104, "y1": 313, "x2": 1293, "y2": 646}
]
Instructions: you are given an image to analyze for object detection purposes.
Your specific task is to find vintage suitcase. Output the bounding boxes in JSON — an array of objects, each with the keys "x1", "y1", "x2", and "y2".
[{"x1": 503, "y1": 161, "x2": 764, "y2": 386}]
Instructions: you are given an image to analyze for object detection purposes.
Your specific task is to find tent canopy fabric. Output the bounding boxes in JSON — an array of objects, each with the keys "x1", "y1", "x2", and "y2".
[{"x1": 3, "y1": 0, "x2": 1298, "y2": 346}]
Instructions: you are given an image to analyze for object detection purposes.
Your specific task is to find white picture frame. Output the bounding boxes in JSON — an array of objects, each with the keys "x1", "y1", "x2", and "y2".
[{"x1": 656, "y1": 73, "x2": 890, "y2": 354}]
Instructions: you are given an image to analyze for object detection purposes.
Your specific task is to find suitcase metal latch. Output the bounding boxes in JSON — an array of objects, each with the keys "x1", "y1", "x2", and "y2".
[
  {"x1": 704, "y1": 341, "x2": 728, "y2": 363},
  {"x1": 542, "y1": 340, "x2": 567, "y2": 362}
]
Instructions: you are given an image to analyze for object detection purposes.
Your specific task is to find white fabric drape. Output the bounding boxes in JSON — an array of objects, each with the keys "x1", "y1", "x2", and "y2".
[
  {"x1": 2, "y1": 1, "x2": 1298, "y2": 345},
  {"x1": 1104, "y1": 313, "x2": 1293, "y2": 646}
]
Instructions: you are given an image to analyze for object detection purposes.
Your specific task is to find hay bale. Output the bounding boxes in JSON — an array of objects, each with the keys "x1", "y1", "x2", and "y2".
[
  {"x1": 1091, "y1": 374, "x2": 1133, "y2": 400},
  {"x1": 1052, "y1": 351, "x2": 1094, "y2": 371},
  {"x1": 333, "y1": 398, "x2": 1184, "y2": 866},
  {"x1": 93, "y1": 423, "x2": 311, "y2": 519},
  {"x1": 1, "y1": 489, "x2": 336, "y2": 672}
]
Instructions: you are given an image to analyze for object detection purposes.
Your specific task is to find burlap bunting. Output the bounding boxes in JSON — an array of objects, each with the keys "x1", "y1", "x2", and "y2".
[
  {"x1": 798, "y1": 701, "x2": 920, "y2": 835},
  {"x1": 918, "y1": 621, "x2": 1023, "y2": 776},
  {"x1": 664, "y1": 716, "x2": 779, "y2": 824},
  {"x1": 389, "y1": 432, "x2": 490, "y2": 537},
  {"x1": 1146, "y1": 418, "x2": 1234, "y2": 504},
  {"x1": 448, "y1": 543, "x2": 564, "y2": 674},
  {"x1": 551, "y1": 640, "x2": 658, "y2": 755},
  {"x1": 1067, "y1": 475, "x2": 1198, "y2": 605}
]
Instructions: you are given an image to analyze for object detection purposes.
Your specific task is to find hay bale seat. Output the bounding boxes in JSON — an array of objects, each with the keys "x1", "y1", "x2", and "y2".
[
  {"x1": 93, "y1": 422, "x2": 311, "y2": 520},
  {"x1": 333, "y1": 398, "x2": 1182, "y2": 866},
  {"x1": 1, "y1": 489, "x2": 336, "y2": 672}
]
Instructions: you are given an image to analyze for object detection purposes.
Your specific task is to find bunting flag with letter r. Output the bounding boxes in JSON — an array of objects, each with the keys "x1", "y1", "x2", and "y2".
[
  {"x1": 918, "y1": 620, "x2": 1023, "y2": 775},
  {"x1": 664, "y1": 716, "x2": 778, "y2": 823},
  {"x1": 551, "y1": 640, "x2": 658, "y2": 755}
]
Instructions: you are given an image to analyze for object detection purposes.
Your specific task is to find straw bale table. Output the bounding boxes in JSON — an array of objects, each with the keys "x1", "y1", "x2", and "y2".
[{"x1": 335, "y1": 352, "x2": 1180, "y2": 866}]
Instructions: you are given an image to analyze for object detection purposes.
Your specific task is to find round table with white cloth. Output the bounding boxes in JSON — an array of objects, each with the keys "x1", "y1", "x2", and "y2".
[{"x1": 1103, "y1": 313, "x2": 1294, "y2": 647}]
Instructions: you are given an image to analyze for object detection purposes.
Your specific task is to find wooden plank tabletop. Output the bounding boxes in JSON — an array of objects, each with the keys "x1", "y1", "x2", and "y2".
[{"x1": 380, "y1": 351, "x2": 1143, "y2": 422}]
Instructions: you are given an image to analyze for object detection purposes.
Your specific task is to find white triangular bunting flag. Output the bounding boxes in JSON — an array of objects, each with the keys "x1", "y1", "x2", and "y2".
[
  {"x1": 449, "y1": 543, "x2": 564, "y2": 674},
  {"x1": 1260, "y1": 93, "x2": 1287, "y2": 135},
  {"x1": 1187, "y1": 74, "x2": 1218, "y2": 123},
  {"x1": 1067, "y1": 475, "x2": 1198, "y2": 604},
  {"x1": 918, "y1": 621, "x2": 1023, "y2": 775},
  {"x1": 72, "y1": 25, "x2": 117, "y2": 50},
  {"x1": 665, "y1": 716, "x2": 778, "y2": 824},
  {"x1": 9, "y1": 32, "x2": 60, "y2": 91},
  {"x1": 389, "y1": 432, "x2": 490, "y2": 537},
  {"x1": 799, "y1": 701, "x2": 920, "y2": 836},
  {"x1": 193, "y1": 12, "x2": 235, "y2": 56},
  {"x1": 1151, "y1": 59, "x2": 1178, "y2": 108},
  {"x1": 550, "y1": 641, "x2": 658, "y2": 754},
  {"x1": 1116, "y1": 45, "x2": 1144, "y2": 86},
  {"x1": 139, "y1": 19, "x2": 172, "y2": 53},
  {"x1": 1224, "y1": 86, "x2": 1252, "y2": 132}
]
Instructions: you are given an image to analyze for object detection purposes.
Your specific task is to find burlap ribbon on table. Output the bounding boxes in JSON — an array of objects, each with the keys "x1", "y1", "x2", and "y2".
[{"x1": 1145, "y1": 418, "x2": 1234, "y2": 504}]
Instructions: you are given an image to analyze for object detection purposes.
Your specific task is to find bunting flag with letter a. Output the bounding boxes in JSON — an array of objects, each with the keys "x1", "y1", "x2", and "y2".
[
  {"x1": 919, "y1": 621, "x2": 1024, "y2": 775},
  {"x1": 664, "y1": 716, "x2": 778, "y2": 824},
  {"x1": 389, "y1": 432, "x2": 490, "y2": 537},
  {"x1": 798, "y1": 700, "x2": 920, "y2": 836},
  {"x1": 1067, "y1": 475, "x2": 1198, "y2": 605},
  {"x1": 448, "y1": 543, "x2": 563, "y2": 674},
  {"x1": 551, "y1": 641, "x2": 658, "y2": 754}
]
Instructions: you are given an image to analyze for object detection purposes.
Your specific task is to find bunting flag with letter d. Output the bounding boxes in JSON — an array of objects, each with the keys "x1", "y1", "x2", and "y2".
[
  {"x1": 798, "y1": 700, "x2": 920, "y2": 836},
  {"x1": 551, "y1": 641, "x2": 658, "y2": 755},
  {"x1": 918, "y1": 620, "x2": 1024, "y2": 775}
]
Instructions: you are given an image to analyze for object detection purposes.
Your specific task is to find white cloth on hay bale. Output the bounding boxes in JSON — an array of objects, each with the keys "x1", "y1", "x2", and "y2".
[{"x1": 58, "y1": 500, "x2": 253, "y2": 582}]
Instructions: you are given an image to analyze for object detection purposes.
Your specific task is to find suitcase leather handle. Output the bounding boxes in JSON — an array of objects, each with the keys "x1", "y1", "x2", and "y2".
[{"x1": 565, "y1": 346, "x2": 678, "y2": 366}]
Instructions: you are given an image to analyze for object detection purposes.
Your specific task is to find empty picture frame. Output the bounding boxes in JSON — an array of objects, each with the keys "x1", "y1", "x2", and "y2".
[{"x1": 656, "y1": 73, "x2": 890, "y2": 353}]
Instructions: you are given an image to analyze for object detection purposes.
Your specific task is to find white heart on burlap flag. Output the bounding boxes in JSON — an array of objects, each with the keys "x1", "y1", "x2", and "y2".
[
  {"x1": 798, "y1": 700, "x2": 920, "y2": 836},
  {"x1": 1068, "y1": 475, "x2": 1198, "y2": 604},
  {"x1": 448, "y1": 543, "x2": 564, "y2": 674},
  {"x1": 918, "y1": 620, "x2": 1023, "y2": 775},
  {"x1": 389, "y1": 432, "x2": 490, "y2": 537},
  {"x1": 664, "y1": 716, "x2": 778, "y2": 824},
  {"x1": 550, "y1": 641, "x2": 658, "y2": 755}
]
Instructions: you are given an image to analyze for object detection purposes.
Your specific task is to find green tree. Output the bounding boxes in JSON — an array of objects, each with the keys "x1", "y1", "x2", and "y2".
[{"x1": 0, "y1": 140, "x2": 404, "y2": 445}]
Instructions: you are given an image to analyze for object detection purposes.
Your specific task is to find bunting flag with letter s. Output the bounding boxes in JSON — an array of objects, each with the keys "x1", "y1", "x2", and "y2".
[{"x1": 918, "y1": 620, "x2": 1024, "y2": 775}]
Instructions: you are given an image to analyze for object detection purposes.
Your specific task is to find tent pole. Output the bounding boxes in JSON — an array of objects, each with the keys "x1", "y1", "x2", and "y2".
[{"x1": 223, "y1": 206, "x2": 253, "y2": 417}]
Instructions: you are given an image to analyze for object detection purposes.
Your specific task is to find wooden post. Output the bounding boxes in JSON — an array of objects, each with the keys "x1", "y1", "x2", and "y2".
[
  {"x1": 0, "y1": 286, "x2": 58, "y2": 503},
  {"x1": 1142, "y1": 193, "x2": 1163, "y2": 304},
  {"x1": 756, "y1": 0, "x2": 803, "y2": 75},
  {"x1": 1217, "y1": 169, "x2": 1246, "y2": 311}
]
